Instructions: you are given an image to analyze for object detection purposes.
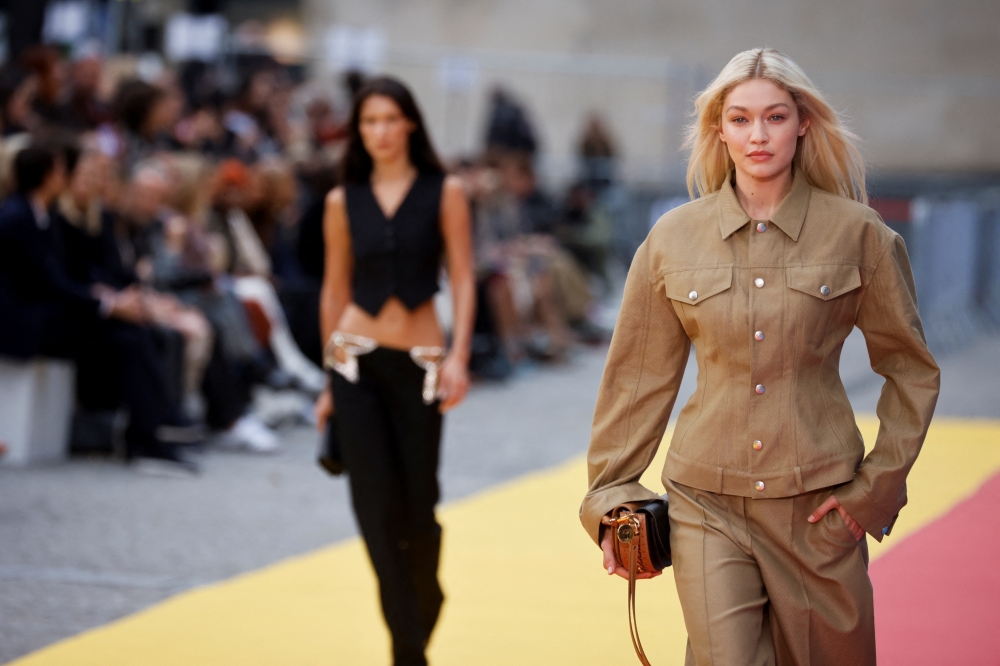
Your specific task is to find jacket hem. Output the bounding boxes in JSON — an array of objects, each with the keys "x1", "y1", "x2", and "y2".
[{"x1": 662, "y1": 448, "x2": 860, "y2": 498}]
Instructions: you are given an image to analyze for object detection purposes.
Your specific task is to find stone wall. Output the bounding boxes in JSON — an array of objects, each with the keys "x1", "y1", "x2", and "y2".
[{"x1": 300, "y1": 0, "x2": 1000, "y2": 187}]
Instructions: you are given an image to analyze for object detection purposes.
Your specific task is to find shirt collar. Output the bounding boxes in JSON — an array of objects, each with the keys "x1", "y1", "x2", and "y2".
[
  {"x1": 717, "y1": 170, "x2": 811, "y2": 241},
  {"x1": 29, "y1": 195, "x2": 50, "y2": 231}
]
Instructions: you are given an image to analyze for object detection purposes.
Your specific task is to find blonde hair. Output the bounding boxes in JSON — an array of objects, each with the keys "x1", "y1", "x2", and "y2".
[{"x1": 685, "y1": 48, "x2": 867, "y2": 204}]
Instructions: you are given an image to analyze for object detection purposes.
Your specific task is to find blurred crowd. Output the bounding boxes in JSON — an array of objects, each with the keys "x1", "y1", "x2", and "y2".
[{"x1": 0, "y1": 44, "x2": 620, "y2": 470}]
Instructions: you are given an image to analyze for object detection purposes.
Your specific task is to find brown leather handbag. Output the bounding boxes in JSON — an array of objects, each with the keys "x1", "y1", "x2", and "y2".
[{"x1": 605, "y1": 498, "x2": 672, "y2": 666}]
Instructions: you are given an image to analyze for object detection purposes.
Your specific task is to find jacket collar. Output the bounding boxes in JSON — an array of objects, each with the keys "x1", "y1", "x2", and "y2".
[{"x1": 718, "y1": 170, "x2": 811, "y2": 241}]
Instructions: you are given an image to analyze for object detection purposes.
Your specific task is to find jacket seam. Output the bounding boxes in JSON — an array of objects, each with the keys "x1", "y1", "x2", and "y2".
[
  {"x1": 855, "y1": 233, "x2": 897, "y2": 318},
  {"x1": 609, "y1": 251, "x2": 655, "y2": 476}
]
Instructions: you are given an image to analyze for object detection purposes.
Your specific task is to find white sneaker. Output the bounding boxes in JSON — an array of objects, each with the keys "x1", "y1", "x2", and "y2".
[{"x1": 220, "y1": 414, "x2": 281, "y2": 454}]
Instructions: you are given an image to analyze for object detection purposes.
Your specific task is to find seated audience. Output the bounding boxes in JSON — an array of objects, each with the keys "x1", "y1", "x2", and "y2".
[{"x1": 0, "y1": 144, "x2": 199, "y2": 472}]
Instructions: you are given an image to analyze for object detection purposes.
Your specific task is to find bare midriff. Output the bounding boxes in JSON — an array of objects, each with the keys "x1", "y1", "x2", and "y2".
[{"x1": 337, "y1": 296, "x2": 445, "y2": 351}]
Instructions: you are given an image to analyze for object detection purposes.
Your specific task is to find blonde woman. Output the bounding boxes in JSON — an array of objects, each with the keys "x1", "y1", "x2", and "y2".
[{"x1": 581, "y1": 48, "x2": 939, "y2": 665}]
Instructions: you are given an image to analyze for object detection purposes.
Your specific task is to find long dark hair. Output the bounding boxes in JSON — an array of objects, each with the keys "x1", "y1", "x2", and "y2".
[{"x1": 339, "y1": 76, "x2": 445, "y2": 184}]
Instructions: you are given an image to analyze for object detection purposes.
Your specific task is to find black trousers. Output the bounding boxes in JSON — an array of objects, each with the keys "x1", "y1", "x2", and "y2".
[
  {"x1": 201, "y1": 329, "x2": 252, "y2": 431},
  {"x1": 331, "y1": 348, "x2": 444, "y2": 666},
  {"x1": 41, "y1": 310, "x2": 168, "y2": 457}
]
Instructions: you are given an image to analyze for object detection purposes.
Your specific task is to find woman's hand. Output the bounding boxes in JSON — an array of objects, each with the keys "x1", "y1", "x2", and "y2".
[
  {"x1": 314, "y1": 386, "x2": 334, "y2": 431},
  {"x1": 808, "y1": 495, "x2": 865, "y2": 542},
  {"x1": 437, "y1": 354, "x2": 470, "y2": 413},
  {"x1": 600, "y1": 520, "x2": 662, "y2": 580}
]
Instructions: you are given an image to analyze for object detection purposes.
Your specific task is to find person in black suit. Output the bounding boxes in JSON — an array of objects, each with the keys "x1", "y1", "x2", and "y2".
[{"x1": 0, "y1": 144, "x2": 198, "y2": 472}]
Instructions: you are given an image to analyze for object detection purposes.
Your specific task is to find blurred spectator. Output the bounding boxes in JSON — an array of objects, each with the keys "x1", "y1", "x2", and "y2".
[
  {"x1": 0, "y1": 43, "x2": 619, "y2": 470},
  {"x1": 577, "y1": 113, "x2": 618, "y2": 191},
  {"x1": 286, "y1": 160, "x2": 338, "y2": 366},
  {"x1": 114, "y1": 159, "x2": 281, "y2": 452},
  {"x1": 60, "y1": 55, "x2": 111, "y2": 131},
  {"x1": 557, "y1": 181, "x2": 613, "y2": 294},
  {"x1": 0, "y1": 65, "x2": 40, "y2": 137},
  {"x1": 111, "y1": 79, "x2": 182, "y2": 170},
  {"x1": 0, "y1": 143, "x2": 199, "y2": 472},
  {"x1": 485, "y1": 88, "x2": 537, "y2": 157},
  {"x1": 305, "y1": 95, "x2": 348, "y2": 148},
  {"x1": 247, "y1": 157, "x2": 300, "y2": 270},
  {"x1": 223, "y1": 67, "x2": 282, "y2": 161},
  {"x1": 205, "y1": 159, "x2": 326, "y2": 393},
  {"x1": 208, "y1": 158, "x2": 270, "y2": 276},
  {"x1": 174, "y1": 95, "x2": 240, "y2": 158},
  {"x1": 472, "y1": 153, "x2": 591, "y2": 361},
  {"x1": 18, "y1": 45, "x2": 63, "y2": 125}
]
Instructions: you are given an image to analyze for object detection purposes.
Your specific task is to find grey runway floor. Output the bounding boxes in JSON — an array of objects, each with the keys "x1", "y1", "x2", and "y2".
[{"x1": 2, "y1": 331, "x2": 999, "y2": 663}]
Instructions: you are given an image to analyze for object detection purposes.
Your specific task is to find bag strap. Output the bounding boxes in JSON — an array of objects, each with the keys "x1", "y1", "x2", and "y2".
[{"x1": 626, "y1": 536, "x2": 654, "y2": 666}]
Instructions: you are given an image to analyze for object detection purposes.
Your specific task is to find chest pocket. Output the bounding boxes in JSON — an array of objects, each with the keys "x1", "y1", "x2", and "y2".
[
  {"x1": 786, "y1": 264, "x2": 861, "y2": 301},
  {"x1": 786, "y1": 264, "x2": 862, "y2": 345},
  {"x1": 662, "y1": 267, "x2": 733, "y2": 305},
  {"x1": 662, "y1": 266, "x2": 733, "y2": 339}
]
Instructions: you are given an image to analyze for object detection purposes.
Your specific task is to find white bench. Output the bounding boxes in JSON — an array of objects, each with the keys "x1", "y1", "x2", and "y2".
[{"x1": 0, "y1": 358, "x2": 75, "y2": 467}]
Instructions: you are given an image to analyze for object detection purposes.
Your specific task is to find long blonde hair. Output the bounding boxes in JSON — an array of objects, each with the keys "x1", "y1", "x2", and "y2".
[{"x1": 685, "y1": 48, "x2": 867, "y2": 204}]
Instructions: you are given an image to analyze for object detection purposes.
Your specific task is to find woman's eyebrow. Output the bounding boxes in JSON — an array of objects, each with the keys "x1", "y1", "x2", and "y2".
[{"x1": 724, "y1": 103, "x2": 791, "y2": 114}]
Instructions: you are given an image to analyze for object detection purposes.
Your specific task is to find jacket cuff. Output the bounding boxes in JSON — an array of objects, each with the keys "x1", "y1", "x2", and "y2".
[
  {"x1": 833, "y1": 481, "x2": 897, "y2": 543},
  {"x1": 580, "y1": 482, "x2": 660, "y2": 546}
]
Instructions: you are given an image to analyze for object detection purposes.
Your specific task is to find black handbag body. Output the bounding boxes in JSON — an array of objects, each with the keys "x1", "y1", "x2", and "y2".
[
  {"x1": 635, "y1": 498, "x2": 672, "y2": 570},
  {"x1": 317, "y1": 415, "x2": 345, "y2": 476}
]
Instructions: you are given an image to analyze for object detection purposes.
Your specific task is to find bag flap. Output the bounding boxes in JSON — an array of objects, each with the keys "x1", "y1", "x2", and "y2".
[
  {"x1": 662, "y1": 267, "x2": 733, "y2": 305},
  {"x1": 637, "y1": 499, "x2": 671, "y2": 568},
  {"x1": 786, "y1": 264, "x2": 861, "y2": 301}
]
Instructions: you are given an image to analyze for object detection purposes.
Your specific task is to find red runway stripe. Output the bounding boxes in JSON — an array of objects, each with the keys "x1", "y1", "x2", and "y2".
[{"x1": 871, "y1": 471, "x2": 1000, "y2": 665}]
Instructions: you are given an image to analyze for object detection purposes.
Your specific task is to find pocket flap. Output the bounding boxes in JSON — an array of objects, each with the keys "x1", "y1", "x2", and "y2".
[
  {"x1": 662, "y1": 267, "x2": 733, "y2": 305},
  {"x1": 786, "y1": 265, "x2": 861, "y2": 301}
]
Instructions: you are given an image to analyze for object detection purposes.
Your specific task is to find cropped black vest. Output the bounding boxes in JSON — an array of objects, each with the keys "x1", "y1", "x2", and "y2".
[{"x1": 345, "y1": 173, "x2": 445, "y2": 316}]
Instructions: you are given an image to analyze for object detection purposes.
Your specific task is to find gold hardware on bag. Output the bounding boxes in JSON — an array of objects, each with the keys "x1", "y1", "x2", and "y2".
[
  {"x1": 614, "y1": 513, "x2": 640, "y2": 544},
  {"x1": 607, "y1": 506, "x2": 658, "y2": 666}
]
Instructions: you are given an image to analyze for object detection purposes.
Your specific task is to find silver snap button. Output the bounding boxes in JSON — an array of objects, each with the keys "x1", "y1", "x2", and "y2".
[
  {"x1": 755, "y1": 481, "x2": 765, "y2": 492},
  {"x1": 756, "y1": 222, "x2": 767, "y2": 233},
  {"x1": 755, "y1": 384, "x2": 765, "y2": 395},
  {"x1": 688, "y1": 290, "x2": 698, "y2": 301},
  {"x1": 754, "y1": 278, "x2": 765, "y2": 288},
  {"x1": 820, "y1": 285, "x2": 831, "y2": 297},
  {"x1": 754, "y1": 331, "x2": 764, "y2": 341}
]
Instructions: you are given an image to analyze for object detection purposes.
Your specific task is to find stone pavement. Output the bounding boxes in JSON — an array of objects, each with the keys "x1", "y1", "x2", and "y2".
[{"x1": 2, "y1": 330, "x2": 999, "y2": 663}]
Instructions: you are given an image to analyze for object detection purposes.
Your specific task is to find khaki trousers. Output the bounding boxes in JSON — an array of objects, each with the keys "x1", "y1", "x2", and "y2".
[{"x1": 665, "y1": 478, "x2": 876, "y2": 666}]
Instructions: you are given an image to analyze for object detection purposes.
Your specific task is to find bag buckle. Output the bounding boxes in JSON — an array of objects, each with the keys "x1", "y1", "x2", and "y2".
[{"x1": 612, "y1": 512, "x2": 640, "y2": 544}]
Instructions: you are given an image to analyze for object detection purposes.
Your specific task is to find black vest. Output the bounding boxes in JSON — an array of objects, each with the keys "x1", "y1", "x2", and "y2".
[{"x1": 345, "y1": 173, "x2": 445, "y2": 316}]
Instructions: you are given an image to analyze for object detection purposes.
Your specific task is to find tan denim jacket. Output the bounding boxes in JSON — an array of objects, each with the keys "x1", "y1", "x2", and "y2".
[{"x1": 581, "y1": 173, "x2": 940, "y2": 544}]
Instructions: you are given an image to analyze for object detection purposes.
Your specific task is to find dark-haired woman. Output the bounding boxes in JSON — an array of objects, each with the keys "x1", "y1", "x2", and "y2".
[{"x1": 314, "y1": 77, "x2": 474, "y2": 666}]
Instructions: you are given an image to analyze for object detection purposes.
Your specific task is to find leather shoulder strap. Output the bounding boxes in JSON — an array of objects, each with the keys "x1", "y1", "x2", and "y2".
[{"x1": 627, "y1": 539, "x2": 655, "y2": 666}]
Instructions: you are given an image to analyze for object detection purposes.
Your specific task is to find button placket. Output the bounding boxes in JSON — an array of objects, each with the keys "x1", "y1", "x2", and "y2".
[{"x1": 747, "y1": 222, "x2": 782, "y2": 484}]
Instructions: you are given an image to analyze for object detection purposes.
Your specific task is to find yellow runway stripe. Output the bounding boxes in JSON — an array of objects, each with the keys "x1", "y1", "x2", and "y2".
[{"x1": 12, "y1": 417, "x2": 1000, "y2": 666}]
